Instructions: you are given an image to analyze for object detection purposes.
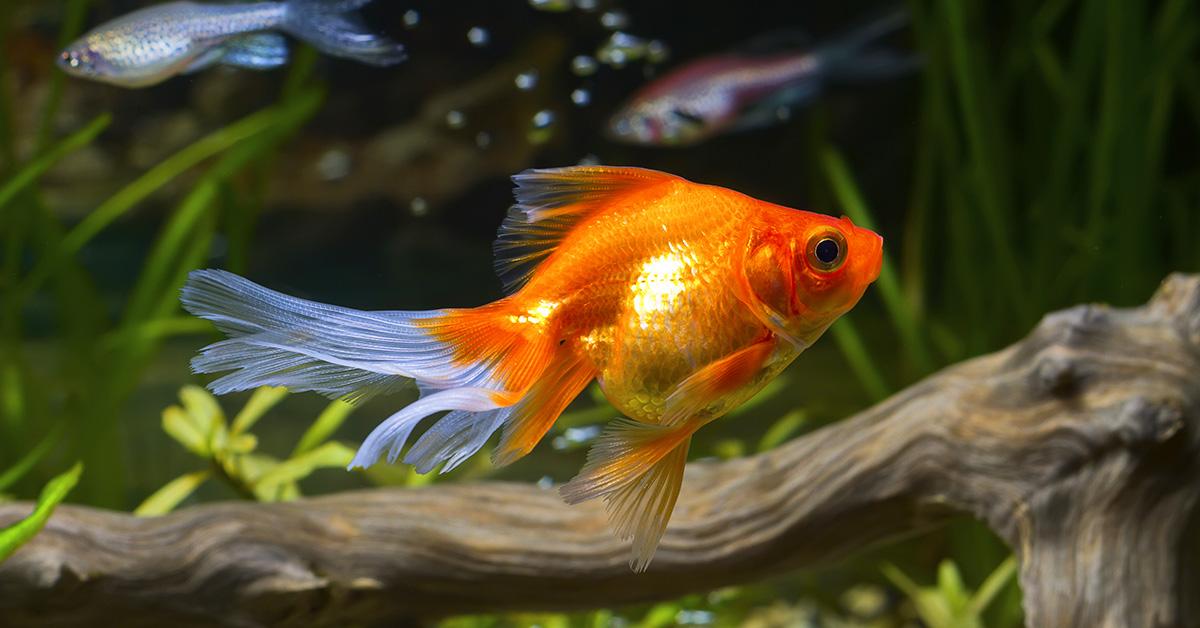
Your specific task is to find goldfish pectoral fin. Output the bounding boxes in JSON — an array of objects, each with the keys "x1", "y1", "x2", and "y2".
[
  {"x1": 605, "y1": 437, "x2": 690, "y2": 572},
  {"x1": 560, "y1": 418, "x2": 693, "y2": 505},
  {"x1": 492, "y1": 353, "x2": 596, "y2": 467},
  {"x1": 219, "y1": 33, "x2": 290, "y2": 70},
  {"x1": 661, "y1": 337, "x2": 779, "y2": 425},
  {"x1": 495, "y1": 166, "x2": 680, "y2": 293}
]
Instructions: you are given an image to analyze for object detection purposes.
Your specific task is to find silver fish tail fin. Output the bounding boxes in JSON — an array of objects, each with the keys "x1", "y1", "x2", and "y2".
[
  {"x1": 816, "y1": 7, "x2": 920, "y2": 83},
  {"x1": 283, "y1": 0, "x2": 405, "y2": 67}
]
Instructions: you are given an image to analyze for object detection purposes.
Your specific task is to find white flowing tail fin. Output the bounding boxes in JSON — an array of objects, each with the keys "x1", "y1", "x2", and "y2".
[{"x1": 181, "y1": 269, "x2": 573, "y2": 473}]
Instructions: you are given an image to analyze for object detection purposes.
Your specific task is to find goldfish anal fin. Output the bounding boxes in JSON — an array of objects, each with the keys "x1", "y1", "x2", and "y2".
[
  {"x1": 605, "y1": 437, "x2": 690, "y2": 572},
  {"x1": 494, "y1": 166, "x2": 679, "y2": 294},
  {"x1": 493, "y1": 351, "x2": 596, "y2": 467},
  {"x1": 660, "y1": 336, "x2": 778, "y2": 426},
  {"x1": 560, "y1": 417, "x2": 693, "y2": 504}
]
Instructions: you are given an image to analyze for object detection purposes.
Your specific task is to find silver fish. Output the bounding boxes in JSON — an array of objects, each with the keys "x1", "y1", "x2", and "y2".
[
  {"x1": 58, "y1": 0, "x2": 405, "y2": 88},
  {"x1": 607, "y1": 10, "x2": 917, "y2": 146}
]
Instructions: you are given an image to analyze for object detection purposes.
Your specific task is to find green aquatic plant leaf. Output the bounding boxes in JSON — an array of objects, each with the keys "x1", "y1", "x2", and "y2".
[
  {"x1": 0, "y1": 114, "x2": 110, "y2": 214},
  {"x1": 253, "y1": 441, "x2": 356, "y2": 500},
  {"x1": 231, "y1": 386, "x2": 289, "y2": 436},
  {"x1": 756, "y1": 409, "x2": 807, "y2": 453},
  {"x1": 133, "y1": 469, "x2": 212, "y2": 517},
  {"x1": 0, "y1": 425, "x2": 62, "y2": 493},
  {"x1": 292, "y1": 399, "x2": 356, "y2": 457},
  {"x1": 17, "y1": 88, "x2": 323, "y2": 300},
  {"x1": 830, "y1": 316, "x2": 890, "y2": 401},
  {"x1": 161, "y1": 386, "x2": 228, "y2": 458},
  {"x1": 0, "y1": 462, "x2": 82, "y2": 564}
]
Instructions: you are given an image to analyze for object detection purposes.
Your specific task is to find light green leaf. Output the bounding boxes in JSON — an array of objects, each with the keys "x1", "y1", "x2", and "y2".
[
  {"x1": 0, "y1": 114, "x2": 110, "y2": 214},
  {"x1": 292, "y1": 398, "x2": 355, "y2": 457},
  {"x1": 711, "y1": 439, "x2": 745, "y2": 460},
  {"x1": 179, "y1": 385, "x2": 227, "y2": 452},
  {"x1": 969, "y1": 556, "x2": 1018, "y2": 616},
  {"x1": 134, "y1": 469, "x2": 212, "y2": 516},
  {"x1": 757, "y1": 410, "x2": 807, "y2": 453},
  {"x1": 231, "y1": 386, "x2": 289, "y2": 436},
  {"x1": 162, "y1": 406, "x2": 210, "y2": 457},
  {"x1": 254, "y1": 442, "x2": 356, "y2": 499},
  {"x1": 0, "y1": 462, "x2": 82, "y2": 564}
]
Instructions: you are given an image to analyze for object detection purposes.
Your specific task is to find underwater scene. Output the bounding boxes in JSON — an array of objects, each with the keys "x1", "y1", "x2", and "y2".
[{"x1": 1, "y1": 0, "x2": 1199, "y2": 626}]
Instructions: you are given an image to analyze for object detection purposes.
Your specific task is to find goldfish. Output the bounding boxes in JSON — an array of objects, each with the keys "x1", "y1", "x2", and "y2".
[
  {"x1": 57, "y1": 0, "x2": 404, "y2": 88},
  {"x1": 181, "y1": 166, "x2": 882, "y2": 569},
  {"x1": 607, "y1": 10, "x2": 916, "y2": 146}
]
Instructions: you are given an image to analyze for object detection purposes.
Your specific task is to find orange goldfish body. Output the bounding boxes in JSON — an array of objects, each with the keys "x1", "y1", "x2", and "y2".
[{"x1": 181, "y1": 166, "x2": 883, "y2": 570}]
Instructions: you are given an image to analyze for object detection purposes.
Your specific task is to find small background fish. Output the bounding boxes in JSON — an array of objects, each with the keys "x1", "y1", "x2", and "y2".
[
  {"x1": 606, "y1": 9, "x2": 918, "y2": 146},
  {"x1": 57, "y1": 0, "x2": 404, "y2": 87}
]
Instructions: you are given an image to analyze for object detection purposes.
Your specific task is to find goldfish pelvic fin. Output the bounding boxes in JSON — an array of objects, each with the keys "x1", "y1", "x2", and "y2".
[
  {"x1": 605, "y1": 436, "x2": 691, "y2": 571},
  {"x1": 661, "y1": 337, "x2": 778, "y2": 426},
  {"x1": 560, "y1": 417, "x2": 694, "y2": 504},
  {"x1": 492, "y1": 351, "x2": 596, "y2": 467},
  {"x1": 494, "y1": 166, "x2": 680, "y2": 294}
]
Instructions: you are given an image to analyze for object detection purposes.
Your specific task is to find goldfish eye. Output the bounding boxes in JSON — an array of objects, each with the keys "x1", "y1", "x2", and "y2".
[{"x1": 806, "y1": 231, "x2": 846, "y2": 272}]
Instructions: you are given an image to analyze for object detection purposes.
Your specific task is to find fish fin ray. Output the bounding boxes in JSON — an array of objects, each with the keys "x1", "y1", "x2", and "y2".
[
  {"x1": 494, "y1": 166, "x2": 679, "y2": 294},
  {"x1": 559, "y1": 417, "x2": 693, "y2": 505},
  {"x1": 660, "y1": 337, "x2": 778, "y2": 426},
  {"x1": 183, "y1": 270, "x2": 554, "y2": 400},
  {"x1": 493, "y1": 351, "x2": 596, "y2": 467},
  {"x1": 604, "y1": 437, "x2": 690, "y2": 571}
]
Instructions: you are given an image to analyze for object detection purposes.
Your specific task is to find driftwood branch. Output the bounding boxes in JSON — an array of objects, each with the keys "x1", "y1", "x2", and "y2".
[{"x1": 2, "y1": 274, "x2": 1199, "y2": 628}]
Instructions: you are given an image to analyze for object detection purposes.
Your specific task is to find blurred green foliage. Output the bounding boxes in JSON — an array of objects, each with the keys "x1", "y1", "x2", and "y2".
[{"x1": 0, "y1": 0, "x2": 1196, "y2": 625}]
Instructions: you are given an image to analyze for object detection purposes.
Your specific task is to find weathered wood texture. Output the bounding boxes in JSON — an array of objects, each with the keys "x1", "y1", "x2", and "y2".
[{"x1": 2, "y1": 274, "x2": 1199, "y2": 628}]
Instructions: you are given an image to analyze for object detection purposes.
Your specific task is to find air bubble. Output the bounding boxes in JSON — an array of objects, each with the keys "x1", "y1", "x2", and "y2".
[
  {"x1": 527, "y1": 109, "x2": 557, "y2": 144},
  {"x1": 570, "y1": 88, "x2": 591, "y2": 106},
  {"x1": 647, "y1": 40, "x2": 670, "y2": 63},
  {"x1": 475, "y1": 131, "x2": 492, "y2": 148},
  {"x1": 574, "y1": 0, "x2": 599, "y2": 11},
  {"x1": 410, "y1": 197, "x2": 429, "y2": 216},
  {"x1": 445, "y1": 110, "x2": 466, "y2": 129},
  {"x1": 600, "y1": 10, "x2": 630, "y2": 30},
  {"x1": 570, "y1": 55, "x2": 598, "y2": 76},
  {"x1": 514, "y1": 69, "x2": 539, "y2": 91},
  {"x1": 402, "y1": 10, "x2": 420, "y2": 28},
  {"x1": 466, "y1": 26, "x2": 490, "y2": 47}
]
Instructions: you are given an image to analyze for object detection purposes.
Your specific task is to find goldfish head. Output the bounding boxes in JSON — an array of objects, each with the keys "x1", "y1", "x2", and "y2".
[{"x1": 744, "y1": 213, "x2": 883, "y2": 342}]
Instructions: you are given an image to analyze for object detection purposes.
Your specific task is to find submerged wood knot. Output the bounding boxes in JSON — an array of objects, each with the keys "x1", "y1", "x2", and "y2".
[
  {"x1": 1042, "y1": 304, "x2": 1113, "y2": 349},
  {"x1": 1031, "y1": 352, "x2": 1080, "y2": 398},
  {"x1": 1111, "y1": 396, "x2": 1185, "y2": 448}
]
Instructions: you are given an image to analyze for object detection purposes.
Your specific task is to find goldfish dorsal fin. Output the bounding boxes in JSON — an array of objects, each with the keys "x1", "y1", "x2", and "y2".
[{"x1": 493, "y1": 166, "x2": 679, "y2": 294}]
